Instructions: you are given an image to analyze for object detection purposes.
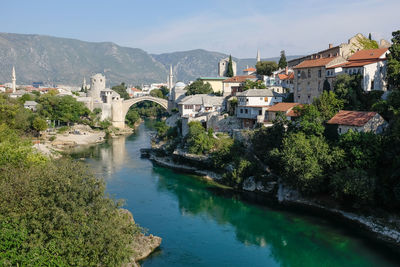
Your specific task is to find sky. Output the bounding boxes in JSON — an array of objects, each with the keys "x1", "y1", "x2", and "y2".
[{"x1": 2, "y1": 0, "x2": 399, "y2": 58}]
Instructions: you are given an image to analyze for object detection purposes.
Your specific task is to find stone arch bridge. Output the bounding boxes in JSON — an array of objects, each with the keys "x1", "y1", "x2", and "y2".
[{"x1": 111, "y1": 96, "x2": 169, "y2": 128}]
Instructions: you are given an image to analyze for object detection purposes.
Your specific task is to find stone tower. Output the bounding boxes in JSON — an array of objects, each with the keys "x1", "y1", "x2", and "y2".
[
  {"x1": 218, "y1": 58, "x2": 237, "y2": 77},
  {"x1": 82, "y1": 76, "x2": 87, "y2": 90},
  {"x1": 11, "y1": 66, "x2": 16, "y2": 93},
  {"x1": 168, "y1": 65, "x2": 174, "y2": 89},
  {"x1": 257, "y1": 49, "x2": 261, "y2": 62},
  {"x1": 89, "y1": 73, "x2": 106, "y2": 102}
]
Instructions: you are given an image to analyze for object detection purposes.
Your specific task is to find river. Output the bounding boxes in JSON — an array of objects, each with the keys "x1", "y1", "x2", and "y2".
[{"x1": 70, "y1": 122, "x2": 399, "y2": 266}]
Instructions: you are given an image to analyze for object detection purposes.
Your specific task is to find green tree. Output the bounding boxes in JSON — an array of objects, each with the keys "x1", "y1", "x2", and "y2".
[
  {"x1": 323, "y1": 79, "x2": 331, "y2": 91},
  {"x1": 241, "y1": 80, "x2": 266, "y2": 91},
  {"x1": 256, "y1": 61, "x2": 278, "y2": 76},
  {"x1": 313, "y1": 91, "x2": 344, "y2": 121},
  {"x1": 150, "y1": 89, "x2": 164, "y2": 99},
  {"x1": 387, "y1": 30, "x2": 400, "y2": 90},
  {"x1": 293, "y1": 105, "x2": 325, "y2": 136},
  {"x1": 32, "y1": 116, "x2": 48, "y2": 133},
  {"x1": 111, "y1": 82, "x2": 130, "y2": 100},
  {"x1": 368, "y1": 33, "x2": 372, "y2": 40},
  {"x1": 333, "y1": 73, "x2": 363, "y2": 110},
  {"x1": 125, "y1": 109, "x2": 140, "y2": 128},
  {"x1": 273, "y1": 132, "x2": 343, "y2": 194},
  {"x1": 186, "y1": 80, "x2": 213, "y2": 95},
  {"x1": 226, "y1": 55, "x2": 234, "y2": 77},
  {"x1": 186, "y1": 121, "x2": 214, "y2": 154},
  {"x1": 278, "y1": 50, "x2": 287, "y2": 69}
]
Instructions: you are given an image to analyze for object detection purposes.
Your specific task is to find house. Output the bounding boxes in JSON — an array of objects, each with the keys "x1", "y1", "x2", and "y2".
[
  {"x1": 198, "y1": 77, "x2": 227, "y2": 94},
  {"x1": 293, "y1": 56, "x2": 347, "y2": 104},
  {"x1": 178, "y1": 94, "x2": 224, "y2": 117},
  {"x1": 243, "y1": 67, "x2": 256, "y2": 75},
  {"x1": 264, "y1": 67, "x2": 294, "y2": 93},
  {"x1": 326, "y1": 48, "x2": 389, "y2": 91},
  {"x1": 222, "y1": 75, "x2": 257, "y2": 96},
  {"x1": 24, "y1": 100, "x2": 38, "y2": 111},
  {"x1": 264, "y1": 102, "x2": 301, "y2": 126},
  {"x1": 327, "y1": 110, "x2": 387, "y2": 134},
  {"x1": 236, "y1": 89, "x2": 284, "y2": 128},
  {"x1": 127, "y1": 87, "x2": 143, "y2": 98}
]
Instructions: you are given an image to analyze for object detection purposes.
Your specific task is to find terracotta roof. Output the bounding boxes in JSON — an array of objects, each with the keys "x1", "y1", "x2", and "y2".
[
  {"x1": 293, "y1": 57, "x2": 339, "y2": 69},
  {"x1": 267, "y1": 102, "x2": 300, "y2": 112},
  {"x1": 277, "y1": 74, "x2": 288, "y2": 80},
  {"x1": 223, "y1": 75, "x2": 256, "y2": 83},
  {"x1": 348, "y1": 48, "x2": 388, "y2": 61},
  {"x1": 131, "y1": 87, "x2": 141, "y2": 92},
  {"x1": 343, "y1": 59, "x2": 384, "y2": 68},
  {"x1": 243, "y1": 67, "x2": 256, "y2": 72},
  {"x1": 327, "y1": 110, "x2": 378, "y2": 126}
]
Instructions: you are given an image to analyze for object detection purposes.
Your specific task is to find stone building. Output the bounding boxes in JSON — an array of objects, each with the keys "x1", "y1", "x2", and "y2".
[
  {"x1": 293, "y1": 56, "x2": 346, "y2": 104},
  {"x1": 327, "y1": 110, "x2": 387, "y2": 135},
  {"x1": 218, "y1": 57, "x2": 237, "y2": 77}
]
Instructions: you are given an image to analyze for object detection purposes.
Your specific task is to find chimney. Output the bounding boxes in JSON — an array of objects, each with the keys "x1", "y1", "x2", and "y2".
[
  {"x1": 329, "y1": 43, "x2": 333, "y2": 49},
  {"x1": 285, "y1": 66, "x2": 288, "y2": 75}
]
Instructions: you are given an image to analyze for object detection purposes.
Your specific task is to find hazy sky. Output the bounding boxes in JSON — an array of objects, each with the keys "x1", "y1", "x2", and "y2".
[{"x1": 2, "y1": 0, "x2": 399, "y2": 58}]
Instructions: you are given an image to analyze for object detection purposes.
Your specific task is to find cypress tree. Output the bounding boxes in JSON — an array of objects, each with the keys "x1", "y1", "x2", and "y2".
[
  {"x1": 226, "y1": 55, "x2": 234, "y2": 77},
  {"x1": 368, "y1": 33, "x2": 372, "y2": 40},
  {"x1": 278, "y1": 50, "x2": 287, "y2": 69}
]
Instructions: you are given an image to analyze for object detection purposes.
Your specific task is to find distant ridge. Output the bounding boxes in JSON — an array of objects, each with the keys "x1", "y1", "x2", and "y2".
[{"x1": 0, "y1": 32, "x2": 302, "y2": 86}]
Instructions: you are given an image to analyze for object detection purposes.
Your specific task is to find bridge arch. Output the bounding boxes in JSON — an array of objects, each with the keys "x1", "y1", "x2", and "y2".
[{"x1": 111, "y1": 96, "x2": 169, "y2": 128}]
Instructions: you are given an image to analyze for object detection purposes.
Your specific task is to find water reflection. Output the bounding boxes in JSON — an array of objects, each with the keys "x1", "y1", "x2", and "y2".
[{"x1": 153, "y1": 167, "x2": 398, "y2": 267}]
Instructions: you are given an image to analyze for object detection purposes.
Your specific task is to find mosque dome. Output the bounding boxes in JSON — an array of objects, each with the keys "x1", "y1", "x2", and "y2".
[{"x1": 174, "y1": 82, "x2": 186, "y2": 90}]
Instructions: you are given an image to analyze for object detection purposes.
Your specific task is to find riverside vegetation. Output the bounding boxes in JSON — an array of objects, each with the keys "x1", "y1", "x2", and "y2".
[
  {"x1": 154, "y1": 31, "x2": 400, "y2": 214},
  {"x1": 0, "y1": 93, "x2": 152, "y2": 266}
]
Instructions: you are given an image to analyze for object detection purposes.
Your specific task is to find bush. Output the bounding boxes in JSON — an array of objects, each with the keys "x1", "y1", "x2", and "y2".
[{"x1": 186, "y1": 121, "x2": 214, "y2": 154}]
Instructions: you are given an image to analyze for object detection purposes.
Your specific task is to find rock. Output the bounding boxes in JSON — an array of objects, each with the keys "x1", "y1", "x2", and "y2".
[{"x1": 243, "y1": 176, "x2": 256, "y2": 191}]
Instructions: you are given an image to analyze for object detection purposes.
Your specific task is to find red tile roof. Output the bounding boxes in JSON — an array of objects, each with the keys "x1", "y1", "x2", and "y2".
[
  {"x1": 223, "y1": 75, "x2": 256, "y2": 83},
  {"x1": 348, "y1": 48, "x2": 388, "y2": 61},
  {"x1": 131, "y1": 87, "x2": 141, "y2": 92},
  {"x1": 267, "y1": 102, "x2": 300, "y2": 112},
  {"x1": 243, "y1": 67, "x2": 256, "y2": 72},
  {"x1": 293, "y1": 57, "x2": 339, "y2": 69},
  {"x1": 327, "y1": 110, "x2": 377, "y2": 126}
]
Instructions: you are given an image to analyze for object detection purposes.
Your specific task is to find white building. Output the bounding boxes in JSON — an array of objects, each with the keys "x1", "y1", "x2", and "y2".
[
  {"x1": 236, "y1": 89, "x2": 284, "y2": 128},
  {"x1": 222, "y1": 75, "x2": 257, "y2": 96},
  {"x1": 178, "y1": 94, "x2": 224, "y2": 117},
  {"x1": 327, "y1": 110, "x2": 388, "y2": 135},
  {"x1": 24, "y1": 101, "x2": 38, "y2": 111}
]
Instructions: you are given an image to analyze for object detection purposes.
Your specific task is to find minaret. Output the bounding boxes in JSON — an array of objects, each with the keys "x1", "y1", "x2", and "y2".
[
  {"x1": 11, "y1": 66, "x2": 16, "y2": 93},
  {"x1": 256, "y1": 49, "x2": 261, "y2": 63},
  {"x1": 168, "y1": 65, "x2": 174, "y2": 89},
  {"x1": 83, "y1": 76, "x2": 87, "y2": 90}
]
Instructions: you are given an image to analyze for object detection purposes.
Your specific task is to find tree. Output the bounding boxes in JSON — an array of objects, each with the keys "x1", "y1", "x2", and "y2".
[
  {"x1": 111, "y1": 82, "x2": 130, "y2": 100},
  {"x1": 323, "y1": 79, "x2": 331, "y2": 92},
  {"x1": 226, "y1": 55, "x2": 234, "y2": 77},
  {"x1": 278, "y1": 50, "x2": 287, "y2": 69},
  {"x1": 313, "y1": 91, "x2": 344, "y2": 121},
  {"x1": 387, "y1": 30, "x2": 400, "y2": 90},
  {"x1": 241, "y1": 80, "x2": 266, "y2": 91},
  {"x1": 293, "y1": 105, "x2": 325, "y2": 136},
  {"x1": 186, "y1": 80, "x2": 213, "y2": 95},
  {"x1": 256, "y1": 61, "x2": 278, "y2": 76},
  {"x1": 32, "y1": 116, "x2": 48, "y2": 133},
  {"x1": 368, "y1": 33, "x2": 372, "y2": 40},
  {"x1": 150, "y1": 89, "x2": 164, "y2": 99},
  {"x1": 272, "y1": 132, "x2": 343, "y2": 194},
  {"x1": 186, "y1": 121, "x2": 214, "y2": 154},
  {"x1": 333, "y1": 73, "x2": 363, "y2": 110},
  {"x1": 125, "y1": 109, "x2": 140, "y2": 128}
]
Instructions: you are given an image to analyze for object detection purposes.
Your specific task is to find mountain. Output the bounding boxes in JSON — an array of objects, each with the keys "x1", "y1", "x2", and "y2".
[
  {"x1": 0, "y1": 32, "x2": 303, "y2": 86},
  {"x1": 0, "y1": 33, "x2": 167, "y2": 86}
]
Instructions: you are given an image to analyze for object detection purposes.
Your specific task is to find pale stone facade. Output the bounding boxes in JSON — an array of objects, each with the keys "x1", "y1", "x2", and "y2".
[
  {"x1": 336, "y1": 113, "x2": 387, "y2": 135},
  {"x1": 218, "y1": 58, "x2": 237, "y2": 77}
]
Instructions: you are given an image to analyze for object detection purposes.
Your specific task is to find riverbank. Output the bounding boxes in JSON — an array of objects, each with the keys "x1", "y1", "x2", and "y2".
[{"x1": 144, "y1": 148, "x2": 400, "y2": 249}]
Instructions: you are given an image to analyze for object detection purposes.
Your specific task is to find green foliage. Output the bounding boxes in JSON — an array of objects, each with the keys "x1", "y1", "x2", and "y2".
[
  {"x1": 273, "y1": 132, "x2": 343, "y2": 194},
  {"x1": 154, "y1": 121, "x2": 169, "y2": 138},
  {"x1": 111, "y1": 82, "x2": 130, "y2": 100},
  {"x1": 323, "y1": 79, "x2": 331, "y2": 91},
  {"x1": 98, "y1": 119, "x2": 112, "y2": 130},
  {"x1": 228, "y1": 98, "x2": 238, "y2": 116},
  {"x1": 330, "y1": 168, "x2": 376, "y2": 206},
  {"x1": 186, "y1": 80, "x2": 213, "y2": 95},
  {"x1": 241, "y1": 80, "x2": 266, "y2": 91},
  {"x1": 150, "y1": 89, "x2": 165, "y2": 99},
  {"x1": 312, "y1": 91, "x2": 344, "y2": 121},
  {"x1": 387, "y1": 30, "x2": 400, "y2": 90},
  {"x1": 334, "y1": 74, "x2": 364, "y2": 110},
  {"x1": 0, "y1": 158, "x2": 141, "y2": 266},
  {"x1": 226, "y1": 55, "x2": 234, "y2": 77},
  {"x1": 132, "y1": 101, "x2": 167, "y2": 118},
  {"x1": 278, "y1": 50, "x2": 287, "y2": 69},
  {"x1": 32, "y1": 116, "x2": 48, "y2": 132},
  {"x1": 294, "y1": 105, "x2": 325, "y2": 136},
  {"x1": 186, "y1": 121, "x2": 215, "y2": 154},
  {"x1": 355, "y1": 35, "x2": 379, "y2": 50},
  {"x1": 19, "y1": 93, "x2": 34, "y2": 104},
  {"x1": 0, "y1": 94, "x2": 34, "y2": 133},
  {"x1": 37, "y1": 94, "x2": 90, "y2": 124},
  {"x1": 256, "y1": 61, "x2": 278, "y2": 76},
  {"x1": 125, "y1": 109, "x2": 140, "y2": 128}
]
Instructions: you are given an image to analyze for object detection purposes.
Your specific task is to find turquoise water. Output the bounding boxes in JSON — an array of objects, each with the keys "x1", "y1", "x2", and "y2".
[{"x1": 71, "y1": 123, "x2": 399, "y2": 266}]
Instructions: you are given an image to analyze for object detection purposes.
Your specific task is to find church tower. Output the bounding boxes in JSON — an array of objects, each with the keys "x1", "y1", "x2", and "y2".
[
  {"x1": 256, "y1": 49, "x2": 261, "y2": 63},
  {"x1": 11, "y1": 66, "x2": 16, "y2": 93},
  {"x1": 168, "y1": 65, "x2": 174, "y2": 89}
]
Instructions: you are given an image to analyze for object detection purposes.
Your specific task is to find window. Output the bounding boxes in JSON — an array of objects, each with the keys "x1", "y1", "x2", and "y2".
[
  {"x1": 240, "y1": 109, "x2": 243, "y2": 113},
  {"x1": 297, "y1": 71, "x2": 301, "y2": 79},
  {"x1": 245, "y1": 109, "x2": 248, "y2": 114},
  {"x1": 258, "y1": 110, "x2": 262, "y2": 115},
  {"x1": 318, "y1": 70, "x2": 322, "y2": 78},
  {"x1": 307, "y1": 69, "x2": 311, "y2": 78},
  {"x1": 371, "y1": 80, "x2": 375, "y2": 90},
  {"x1": 339, "y1": 127, "x2": 341, "y2": 134}
]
